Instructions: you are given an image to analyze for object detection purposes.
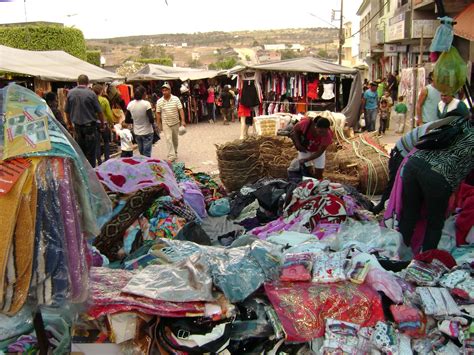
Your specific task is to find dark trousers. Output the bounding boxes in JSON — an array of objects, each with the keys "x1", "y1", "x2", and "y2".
[
  {"x1": 121, "y1": 150, "x2": 133, "y2": 157},
  {"x1": 373, "y1": 147, "x2": 404, "y2": 213},
  {"x1": 74, "y1": 123, "x2": 98, "y2": 168},
  {"x1": 379, "y1": 118, "x2": 388, "y2": 134},
  {"x1": 399, "y1": 157, "x2": 452, "y2": 251}
]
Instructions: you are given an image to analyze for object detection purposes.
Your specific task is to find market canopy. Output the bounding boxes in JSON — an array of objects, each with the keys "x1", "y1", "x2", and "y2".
[
  {"x1": 126, "y1": 64, "x2": 222, "y2": 82},
  {"x1": 235, "y1": 57, "x2": 358, "y2": 75},
  {"x1": 0, "y1": 45, "x2": 122, "y2": 82}
]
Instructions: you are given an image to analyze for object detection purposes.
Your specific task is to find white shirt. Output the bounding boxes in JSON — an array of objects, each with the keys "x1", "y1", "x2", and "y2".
[
  {"x1": 156, "y1": 95, "x2": 183, "y2": 126},
  {"x1": 127, "y1": 99, "x2": 153, "y2": 135},
  {"x1": 114, "y1": 124, "x2": 134, "y2": 151}
]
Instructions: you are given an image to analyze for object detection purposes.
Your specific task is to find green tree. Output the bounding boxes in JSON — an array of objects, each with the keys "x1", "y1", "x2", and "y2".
[
  {"x1": 86, "y1": 50, "x2": 101, "y2": 66},
  {"x1": 317, "y1": 49, "x2": 329, "y2": 58},
  {"x1": 252, "y1": 40, "x2": 260, "y2": 47},
  {"x1": 280, "y1": 49, "x2": 300, "y2": 60},
  {"x1": 209, "y1": 57, "x2": 239, "y2": 70},
  {"x1": 137, "y1": 57, "x2": 173, "y2": 66},
  {"x1": 245, "y1": 54, "x2": 251, "y2": 62},
  {"x1": 188, "y1": 59, "x2": 202, "y2": 68},
  {"x1": 0, "y1": 24, "x2": 87, "y2": 59}
]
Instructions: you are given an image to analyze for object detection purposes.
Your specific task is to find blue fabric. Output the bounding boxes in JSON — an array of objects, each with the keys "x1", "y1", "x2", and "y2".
[
  {"x1": 430, "y1": 17, "x2": 454, "y2": 52},
  {"x1": 209, "y1": 198, "x2": 231, "y2": 217},
  {"x1": 135, "y1": 133, "x2": 153, "y2": 157},
  {"x1": 364, "y1": 90, "x2": 378, "y2": 110}
]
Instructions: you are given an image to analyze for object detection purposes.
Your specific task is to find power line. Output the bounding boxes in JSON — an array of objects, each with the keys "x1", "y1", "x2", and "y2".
[
  {"x1": 309, "y1": 13, "x2": 339, "y2": 29},
  {"x1": 349, "y1": 0, "x2": 390, "y2": 39}
]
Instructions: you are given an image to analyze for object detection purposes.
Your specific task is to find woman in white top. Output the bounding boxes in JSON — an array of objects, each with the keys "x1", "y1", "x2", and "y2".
[{"x1": 126, "y1": 86, "x2": 155, "y2": 157}]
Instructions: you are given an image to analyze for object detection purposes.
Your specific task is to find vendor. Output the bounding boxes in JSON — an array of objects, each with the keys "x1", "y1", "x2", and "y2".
[
  {"x1": 438, "y1": 92, "x2": 470, "y2": 119},
  {"x1": 291, "y1": 116, "x2": 333, "y2": 179}
]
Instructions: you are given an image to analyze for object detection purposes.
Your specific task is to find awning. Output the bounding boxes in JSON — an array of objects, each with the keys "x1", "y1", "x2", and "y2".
[
  {"x1": 126, "y1": 64, "x2": 222, "y2": 82},
  {"x1": 454, "y1": 3, "x2": 474, "y2": 41},
  {"x1": 236, "y1": 57, "x2": 358, "y2": 75},
  {"x1": 0, "y1": 45, "x2": 122, "y2": 82}
]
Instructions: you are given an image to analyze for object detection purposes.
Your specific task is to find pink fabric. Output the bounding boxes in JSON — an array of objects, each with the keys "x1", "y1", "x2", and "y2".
[
  {"x1": 87, "y1": 267, "x2": 205, "y2": 319},
  {"x1": 455, "y1": 182, "x2": 474, "y2": 245},
  {"x1": 95, "y1": 156, "x2": 181, "y2": 197}
]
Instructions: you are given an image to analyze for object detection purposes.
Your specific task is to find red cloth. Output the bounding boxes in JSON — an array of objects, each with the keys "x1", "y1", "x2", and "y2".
[
  {"x1": 414, "y1": 249, "x2": 457, "y2": 269},
  {"x1": 238, "y1": 103, "x2": 251, "y2": 117},
  {"x1": 294, "y1": 118, "x2": 333, "y2": 152},
  {"x1": 264, "y1": 282, "x2": 384, "y2": 342},
  {"x1": 117, "y1": 84, "x2": 131, "y2": 106},
  {"x1": 307, "y1": 79, "x2": 319, "y2": 100},
  {"x1": 454, "y1": 182, "x2": 474, "y2": 245}
]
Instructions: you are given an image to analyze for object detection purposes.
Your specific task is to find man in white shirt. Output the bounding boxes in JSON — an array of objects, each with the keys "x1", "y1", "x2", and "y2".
[{"x1": 156, "y1": 83, "x2": 186, "y2": 162}]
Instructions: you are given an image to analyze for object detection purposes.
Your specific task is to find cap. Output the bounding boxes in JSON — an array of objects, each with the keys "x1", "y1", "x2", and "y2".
[
  {"x1": 161, "y1": 83, "x2": 171, "y2": 90},
  {"x1": 370, "y1": 81, "x2": 378, "y2": 86}
]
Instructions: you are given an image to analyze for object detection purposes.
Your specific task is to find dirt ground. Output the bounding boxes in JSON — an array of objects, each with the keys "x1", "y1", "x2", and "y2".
[{"x1": 150, "y1": 114, "x2": 402, "y2": 175}]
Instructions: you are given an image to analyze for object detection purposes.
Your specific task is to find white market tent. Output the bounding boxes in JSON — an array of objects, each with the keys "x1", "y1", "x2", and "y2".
[
  {"x1": 126, "y1": 64, "x2": 223, "y2": 82},
  {"x1": 0, "y1": 45, "x2": 122, "y2": 82}
]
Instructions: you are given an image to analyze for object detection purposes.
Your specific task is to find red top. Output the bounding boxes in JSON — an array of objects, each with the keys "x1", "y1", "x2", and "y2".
[{"x1": 294, "y1": 118, "x2": 333, "y2": 152}]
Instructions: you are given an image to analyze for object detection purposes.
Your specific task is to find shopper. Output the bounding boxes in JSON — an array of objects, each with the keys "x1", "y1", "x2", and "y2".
[
  {"x1": 372, "y1": 115, "x2": 459, "y2": 214},
  {"x1": 291, "y1": 116, "x2": 333, "y2": 180},
  {"x1": 219, "y1": 85, "x2": 233, "y2": 125},
  {"x1": 44, "y1": 91, "x2": 68, "y2": 129},
  {"x1": 207, "y1": 82, "x2": 216, "y2": 123},
  {"x1": 64, "y1": 74, "x2": 104, "y2": 167},
  {"x1": 156, "y1": 83, "x2": 186, "y2": 162},
  {"x1": 378, "y1": 99, "x2": 389, "y2": 135},
  {"x1": 437, "y1": 92, "x2": 470, "y2": 119},
  {"x1": 416, "y1": 72, "x2": 441, "y2": 125},
  {"x1": 399, "y1": 116, "x2": 474, "y2": 252},
  {"x1": 114, "y1": 121, "x2": 134, "y2": 157},
  {"x1": 394, "y1": 96, "x2": 408, "y2": 134},
  {"x1": 126, "y1": 86, "x2": 154, "y2": 157},
  {"x1": 93, "y1": 84, "x2": 114, "y2": 164},
  {"x1": 387, "y1": 72, "x2": 398, "y2": 103},
  {"x1": 360, "y1": 82, "x2": 378, "y2": 132}
]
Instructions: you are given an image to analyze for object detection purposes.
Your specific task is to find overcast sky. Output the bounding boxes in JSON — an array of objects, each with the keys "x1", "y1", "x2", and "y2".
[{"x1": 0, "y1": 0, "x2": 361, "y2": 39}]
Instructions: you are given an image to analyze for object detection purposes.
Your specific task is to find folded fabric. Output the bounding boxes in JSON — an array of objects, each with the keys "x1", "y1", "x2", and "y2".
[
  {"x1": 322, "y1": 319, "x2": 360, "y2": 354},
  {"x1": 280, "y1": 253, "x2": 313, "y2": 282},
  {"x1": 1, "y1": 160, "x2": 38, "y2": 315},
  {"x1": 312, "y1": 250, "x2": 349, "y2": 283},
  {"x1": 94, "y1": 186, "x2": 166, "y2": 261},
  {"x1": 371, "y1": 321, "x2": 399, "y2": 354},
  {"x1": 417, "y1": 287, "x2": 462, "y2": 316},
  {"x1": 390, "y1": 304, "x2": 426, "y2": 338},
  {"x1": 122, "y1": 254, "x2": 214, "y2": 302},
  {"x1": 264, "y1": 282, "x2": 384, "y2": 342},
  {"x1": 404, "y1": 259, "x2": 447, "y2": 286},
  {"x1": 96, "y1": 156, "x2": 181, "y2": 198},
  {"x1": 440, "y1": 269, "x2": 470, "y2": 289}
]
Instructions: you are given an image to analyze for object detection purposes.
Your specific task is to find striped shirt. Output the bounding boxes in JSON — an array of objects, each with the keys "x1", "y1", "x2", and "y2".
[{"x1": 156, "y1": 95, "x2": 182, "y2": 126}]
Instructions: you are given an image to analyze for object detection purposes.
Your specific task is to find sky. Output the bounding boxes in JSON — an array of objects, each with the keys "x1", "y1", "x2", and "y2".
[{"x1": 0, "y1": 0, "x2": 361, "y2": 39}]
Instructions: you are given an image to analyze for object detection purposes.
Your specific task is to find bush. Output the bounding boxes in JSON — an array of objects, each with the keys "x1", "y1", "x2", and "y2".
[
  {"x1": 137, "y1": 57, "x2": 173, "y2": 66},
  {"x1": 86, "y1": 50, "x2": 101, "y2": 66},
  {"x1": 0, "y1": 24, "x2": 87, "y2": 59}
]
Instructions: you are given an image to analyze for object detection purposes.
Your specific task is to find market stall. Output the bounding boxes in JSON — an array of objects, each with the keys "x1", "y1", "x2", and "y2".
[{"x1": 232, "y1": 57, "x2": 363, "y2": 127}]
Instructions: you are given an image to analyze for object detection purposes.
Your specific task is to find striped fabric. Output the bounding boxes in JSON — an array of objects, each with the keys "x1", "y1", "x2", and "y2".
[{"x1": 156, "y1": 95, "x2": 183, "y2": 126}]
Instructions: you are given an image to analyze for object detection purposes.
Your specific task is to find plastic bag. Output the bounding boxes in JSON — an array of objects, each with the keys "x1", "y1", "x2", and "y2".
[
  {"x1": 280, "y1": 253, "x2": 313, "y2": 282},
  {"x1": 429, "y1": 16, "x2": 454, "y2": 52},
  {"x1": 433, "y1": 46, "x2": 467, "y2": 95}
]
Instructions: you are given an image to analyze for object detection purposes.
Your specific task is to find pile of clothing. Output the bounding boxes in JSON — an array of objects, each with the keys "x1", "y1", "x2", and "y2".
[{"x1": 0, "y1": 84, "x2": 112, "y2": 353}]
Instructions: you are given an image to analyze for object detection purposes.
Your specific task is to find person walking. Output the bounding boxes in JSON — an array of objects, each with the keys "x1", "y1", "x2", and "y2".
[
  {"x1": 394, "y1": 96, "x2": 408, "y2": 134},
  {"x1": 64, "y1": 74, "x2": 104, "y2": 167},
  {"x1": 44, "y1": 91, "x2": 68, "y2": 129},
  {"x1": 93, "y1": 84, "x2": 114, "y2": 164},
  {"x1": 156, "y1": 83, "x2": 185, "y2": 162},
  {"x1": 416, "y1": 72, "x2": 441, "y2": 125},
  {"x1": 219, "y1": 85, "x2": 233, "y2": 125},
  {"x1": 378, "y1": 99, "x2": 390, "y2": 135},
  {"x1": 360, "y1": 82, "x2": 379, "y2": 132},
  {"x1": 114, "y1": 121, "x2": 134, "y2": 157},
  {"x1": 126, "y1": 86, "x2": 155, "y2": 157},
  {"x1": 207, "y1": 82, "x2": 216, "y2": 123}
]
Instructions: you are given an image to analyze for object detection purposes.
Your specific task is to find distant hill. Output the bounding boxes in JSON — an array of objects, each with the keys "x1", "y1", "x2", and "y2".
[{"x1": 87, "y1": 27, "x2": 339, "y2": 67}]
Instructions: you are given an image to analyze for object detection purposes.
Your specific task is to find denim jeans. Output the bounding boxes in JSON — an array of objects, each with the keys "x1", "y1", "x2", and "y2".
[
  {"x1": 135, "y1": 133, "x2": 154, "y2": 157},
  {"x1": 365, "y1": 109, "x2": 377, "y2": 132},
  {"x1": 399, "y1": 157, "x2": 452, "y2": 251}
]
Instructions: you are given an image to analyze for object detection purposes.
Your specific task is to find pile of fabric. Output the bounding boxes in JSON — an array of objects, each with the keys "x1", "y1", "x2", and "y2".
[
  {"x1": 79, "y1": 162, "x2": 474, "y2": 353},
  {"x1": 0, "y1": 84, "x2": 112, "y2": 353}
]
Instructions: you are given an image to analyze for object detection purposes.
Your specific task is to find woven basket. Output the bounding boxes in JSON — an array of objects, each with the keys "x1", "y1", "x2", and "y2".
[
  {"x1": 358, "y1": 157, "x2": 389, "y2": 195},
  {"x1": 324, "y1": 171, "x2": 360, "y2": 189}
]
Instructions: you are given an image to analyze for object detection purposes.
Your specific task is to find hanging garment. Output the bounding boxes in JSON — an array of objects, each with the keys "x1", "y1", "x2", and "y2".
[
  {"x1": 322, "y1": 83, "x2": 335, "y2": 100},
  {"x1": 307, "y1": 80, "x2": 319, "y2": 100},
  {"x1": 117, "y1": 84, "x2": 131, "y2": 106},
  {"x1": 240, "y1": 82, "x2": 260, "y2": 107}
]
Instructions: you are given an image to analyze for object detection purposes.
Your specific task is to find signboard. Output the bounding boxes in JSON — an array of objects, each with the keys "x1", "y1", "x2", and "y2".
[
  {"x1": 412, "y1": 19, "x2": 438, "y2": 38},
  {"x1": 387, "y1": 20, "x2": 405, "y2": 41},
  {"x1": 384, "y1": 44, "x2": 397, "y2": 53},
  {"x1": 389, "y1": 12, "x2": 405, "y2": 26}
]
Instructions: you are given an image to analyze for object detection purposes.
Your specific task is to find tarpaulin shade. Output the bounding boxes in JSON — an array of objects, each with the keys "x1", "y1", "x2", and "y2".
[
  {"x1": 127, "y1": 64, "x2": 223, "y2": 82},
  {"x1": 0, "y1": 45, "x2": 122, "y2": 82}
]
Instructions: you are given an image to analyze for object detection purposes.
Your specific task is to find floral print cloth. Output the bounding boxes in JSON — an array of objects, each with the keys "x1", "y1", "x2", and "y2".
[{"x1": 96, "y1": 156, "x2": 181, "y2": 198}]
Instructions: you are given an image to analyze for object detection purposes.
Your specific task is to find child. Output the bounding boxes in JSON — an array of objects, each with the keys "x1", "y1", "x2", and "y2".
[
  {"x1": 378, "y1": 99, "x2": 389, "y2": 135},
  {"x1": 394, "y1": 96, "x2": 408, "y2": 134},
  {"x1": 114, "y1": 121, "x2": 134, "y2": 157}
]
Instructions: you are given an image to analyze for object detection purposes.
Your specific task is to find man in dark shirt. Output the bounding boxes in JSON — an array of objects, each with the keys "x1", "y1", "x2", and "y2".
[
  {"x1": 219, "y1": 85, "x2": 233, "y2": 125},
  {"x1": 65, "y1": 74, "x2": 104, "y2": 167}
]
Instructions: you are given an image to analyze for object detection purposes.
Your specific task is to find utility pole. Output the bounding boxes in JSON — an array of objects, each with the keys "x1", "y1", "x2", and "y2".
[{"x1": 338, "y1": 0, "x2": 344, "y2": 65}]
